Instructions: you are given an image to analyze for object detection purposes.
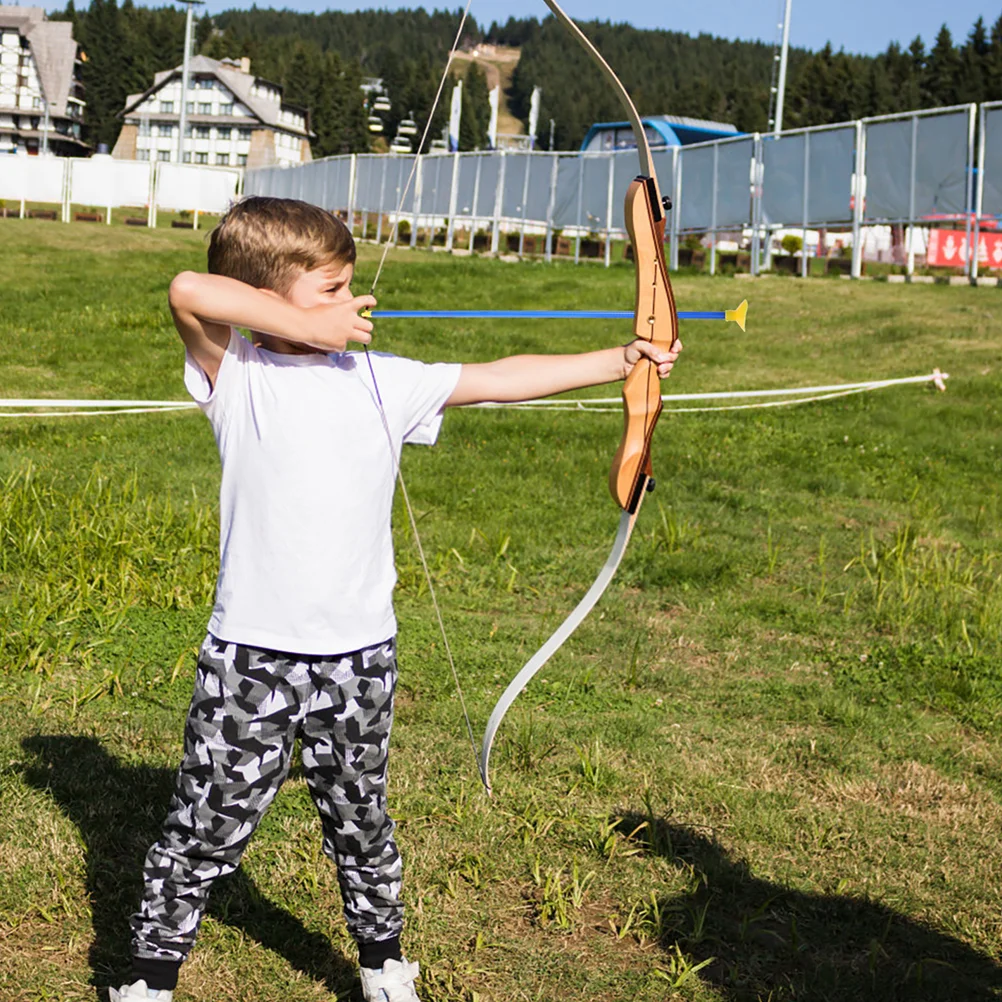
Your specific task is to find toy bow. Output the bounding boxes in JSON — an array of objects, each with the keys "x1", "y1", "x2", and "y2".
[{"x1": 478, "y1": 0, "x2": 681, "y2": 793}]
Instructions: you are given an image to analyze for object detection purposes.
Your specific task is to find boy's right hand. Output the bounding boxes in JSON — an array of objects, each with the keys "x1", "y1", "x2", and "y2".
[{"x1": 302, "y1": 295, "x2": 376, "y2": 351}]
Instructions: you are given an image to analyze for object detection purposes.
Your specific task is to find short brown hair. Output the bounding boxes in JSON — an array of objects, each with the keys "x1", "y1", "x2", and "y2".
[{"x1": 208, "y1": 196, "x2": 356, "y2": 293}]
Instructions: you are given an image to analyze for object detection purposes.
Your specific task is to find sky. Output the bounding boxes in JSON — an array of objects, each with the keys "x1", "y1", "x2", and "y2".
[{"x1": 34, "y1": 0, "x2": 1002, "y2": 56}]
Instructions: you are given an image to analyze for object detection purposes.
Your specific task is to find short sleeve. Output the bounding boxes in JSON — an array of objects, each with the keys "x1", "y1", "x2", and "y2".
[
  {"x1": 183, "y1": 328, "x2": 254, "y2": 417},
  {"x1": 360, "y1": 353, "x2": 462, "y2": 446}
]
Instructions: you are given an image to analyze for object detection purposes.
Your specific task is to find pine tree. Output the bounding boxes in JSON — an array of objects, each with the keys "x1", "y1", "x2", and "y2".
[
  {"x1": 956, "y1": 17, "x2": 989, "y2": 103},
  {"x1": 926, "y1": 25, "x2": 960, "y2": 106},
  {"x1": 988, "y1": 14, "x2": 1002, "y2": 99}
]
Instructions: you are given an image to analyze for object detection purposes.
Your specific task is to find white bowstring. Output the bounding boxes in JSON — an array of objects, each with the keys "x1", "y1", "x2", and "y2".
[{"x1": 361, "y1": 0, "x2": 483, "y2": 781}]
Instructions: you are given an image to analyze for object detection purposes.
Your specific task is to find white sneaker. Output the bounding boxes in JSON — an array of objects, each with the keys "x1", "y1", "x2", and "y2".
[
  {"x1": 108, "y1": 980, "x2": 173, "y2": 1002},
  {"x1": 360, "y1": 958, "x2": 421, "y2": 1002}
]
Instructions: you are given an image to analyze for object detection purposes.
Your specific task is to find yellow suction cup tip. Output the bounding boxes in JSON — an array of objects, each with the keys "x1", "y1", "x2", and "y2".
[{"x1": 724, "y1": 299, "x2": 748, "y2": 332}]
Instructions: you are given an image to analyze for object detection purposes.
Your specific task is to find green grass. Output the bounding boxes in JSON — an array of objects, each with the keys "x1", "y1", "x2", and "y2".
[{"x1": 1, "y1": 218, "x2": 1001, "y2": 1002}]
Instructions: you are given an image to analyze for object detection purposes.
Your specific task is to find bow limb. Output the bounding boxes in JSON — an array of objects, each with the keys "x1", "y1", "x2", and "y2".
[
  {"x1": 480, "y1": 496, "x2": 648, "y2": 794},
  {"x1": 478, "y1": 2, "x2": 680, "y2": 794}
]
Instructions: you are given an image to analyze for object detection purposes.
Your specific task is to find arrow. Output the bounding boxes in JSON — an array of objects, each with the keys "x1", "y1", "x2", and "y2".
[{"x1": 365, "y1": 299, "x2": 748, "y2": 332}]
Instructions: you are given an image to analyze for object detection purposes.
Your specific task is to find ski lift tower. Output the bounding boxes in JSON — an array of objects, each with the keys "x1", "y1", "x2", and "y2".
[{"x1": 176, "y1": 0, "x2": 205, "y2": 165}]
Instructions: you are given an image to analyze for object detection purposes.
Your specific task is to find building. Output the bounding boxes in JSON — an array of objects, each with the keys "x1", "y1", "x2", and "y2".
[
  {"x1": 0, "y1": 6, "x2": 87, "y2": 156},
  {"x1": 113, "y1": 55, "x2": 313, "y2": 168},
  {"x1": 580, "y1": 115, "x2": 740, "y2": 153}
]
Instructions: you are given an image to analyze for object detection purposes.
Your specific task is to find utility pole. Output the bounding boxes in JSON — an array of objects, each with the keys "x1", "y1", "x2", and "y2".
[
  {"x1": 773, "y1": 0, "x2": 793, "y2": 136},
  {"x1": 176, "y1": 0, "x2": 204, "y2": 164}
]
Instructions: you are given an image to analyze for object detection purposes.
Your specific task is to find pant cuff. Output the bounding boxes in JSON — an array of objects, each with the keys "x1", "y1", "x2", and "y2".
[
  {"x1": 131, "y1": 955, "x2": 182, "y2": 991},
  {"x1": 357, "y1": 935, "x2": 403, "y2": 970}
]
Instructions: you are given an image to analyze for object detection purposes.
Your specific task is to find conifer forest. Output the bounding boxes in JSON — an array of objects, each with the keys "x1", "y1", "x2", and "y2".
[{"x1": 53, "y1": 2, "x2": 1002, "y2": 157}]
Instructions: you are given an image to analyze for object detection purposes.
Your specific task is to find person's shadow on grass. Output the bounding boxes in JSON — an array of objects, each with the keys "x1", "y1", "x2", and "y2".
[
  {"x1": 618, "y1": 813, "x2": 1002, "y2": 1001},
  {"x1": 20, "y1": 733, "x2": 358, "y2": 998}
]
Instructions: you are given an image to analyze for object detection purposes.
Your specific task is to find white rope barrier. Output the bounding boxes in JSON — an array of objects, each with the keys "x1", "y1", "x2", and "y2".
[
  {"x1": 0, "y1": 371, "x2": 948, "y2": 419},
  {"x1": 469, "y1": 370, "x2": 949, "y2": 411}
]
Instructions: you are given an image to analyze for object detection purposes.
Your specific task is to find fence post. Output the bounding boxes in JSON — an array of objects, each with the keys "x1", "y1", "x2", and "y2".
[
  {"x1": 603, "y1": 153, "x2": 615, "y2": 267},
  {"x1": 347, "y1": 154, "x2": 357, "y2": 235},
  {"x1": 469, "y1": 154, "x2": 483, "y2": 252},
  {"x1": 148, "y1": 162, "x2": 159, "y2": 229},
  {"x1": 105, "y1": 161, "x2": 113, "y2": 224},
  {"x1": 709, "y1": 144, "x2": 719, "y2": 276},
  {"x1": 973, "y1": 104, "x2": 987, "y2": 281},
  {"x1": 965, "y1": 103, "x2": 977, "y2": 281},
  {"x1": 670, "y1": 147, "x2": 681, "y2": 271},
  {"x1": 750, "y1": 135, "x2": 761, "y2": 276},
  {"x1": 376, "y1": 157, "x2": 388, "y2": 244},
  {"x1": 518, "y1": 153, "x2": 532, "y2": 258},
  {"x1": 490, "y1": 150, "x2": 505, "y2": 255},
  {"x1": 445, "y1": 151, "x2": 461, "y2": 251},
  {"x1": 410, "y1": 154, "x2": 422, "y2": 249},
  {"x1": 61, "y1": 158, "x2": 71, "y2": 223},
  {"x1": 544, "y1": 153, "x2": 559, "y2": 263},
  {"x1": 906, "y1": 115, "x2": 918, "y2": 276},
  {"x1": 801, "y1": 133, "x2": 810, "y2": 278},
  {"x1": 851, "y1": 120, "x2": 866, "y2": 279},
  {"x1": 573, "y1": 154, "x2": 585, "y2": 264}
]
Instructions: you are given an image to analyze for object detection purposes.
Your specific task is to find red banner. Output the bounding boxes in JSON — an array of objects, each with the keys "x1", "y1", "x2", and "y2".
[{"x1": 927, "y1": 228, "x2": 1002, "y2": 270}]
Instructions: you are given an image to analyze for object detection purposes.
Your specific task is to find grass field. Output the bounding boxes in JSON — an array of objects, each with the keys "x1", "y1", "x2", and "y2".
[{"x1": 1, "y1": 218, "x2": 1001, "y2": 1002}]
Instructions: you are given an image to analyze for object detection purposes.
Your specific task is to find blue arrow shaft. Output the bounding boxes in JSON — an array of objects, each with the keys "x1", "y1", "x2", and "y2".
[{"x1": 369, "y1": 308, "x2": 725, "y2": 321}]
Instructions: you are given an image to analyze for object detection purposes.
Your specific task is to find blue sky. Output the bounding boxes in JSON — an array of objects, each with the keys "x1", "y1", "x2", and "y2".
[{"x1": 45, "y1": 0, "x2": 1002, "y2": 56}]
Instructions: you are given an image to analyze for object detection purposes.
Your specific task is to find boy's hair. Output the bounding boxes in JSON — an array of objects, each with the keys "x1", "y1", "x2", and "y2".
[{"x1": 208, "y1": 196, "x2": 356, "y2": 293}]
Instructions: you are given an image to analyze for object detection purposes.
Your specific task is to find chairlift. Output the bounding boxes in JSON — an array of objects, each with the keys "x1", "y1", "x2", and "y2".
[
  {"x1": 389, "y1": 136, "x2": 412, "y2": 154},
  {"x1": 398, "y1": 112, "x2": 418, "y2": 137},
  {"x1": 367, "y1": 115, "x2": 384, "y2": 134},
  {"x1": 429, "y1": 138, "x2": 447, "y2": 152},
  {"x1": 373, "y1": 96, "x2": 391, "y2": 113}
]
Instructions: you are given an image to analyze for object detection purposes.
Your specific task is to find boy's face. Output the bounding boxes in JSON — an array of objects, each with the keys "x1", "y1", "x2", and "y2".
[
  {"x1": 285, "y1": 260, "x2": 355, "y2": 310},
  {"x1": 254, "y1": 259, "x2": 355, "y2": 354}
]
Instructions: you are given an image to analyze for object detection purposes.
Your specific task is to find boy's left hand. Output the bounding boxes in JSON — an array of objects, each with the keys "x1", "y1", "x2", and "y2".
[{"x1": 623, "y1": 337, "x2": 682, "y2": 379}]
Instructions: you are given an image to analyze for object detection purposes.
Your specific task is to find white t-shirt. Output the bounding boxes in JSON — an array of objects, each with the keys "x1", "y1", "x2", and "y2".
[{"x1": 185, "y1": 329, "x2": 462, "y2": 655}]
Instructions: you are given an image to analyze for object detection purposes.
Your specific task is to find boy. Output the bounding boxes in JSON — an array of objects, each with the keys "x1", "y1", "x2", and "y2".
[{"x1": 112, "y1": 196, "x2": 679, "y2": 1002}]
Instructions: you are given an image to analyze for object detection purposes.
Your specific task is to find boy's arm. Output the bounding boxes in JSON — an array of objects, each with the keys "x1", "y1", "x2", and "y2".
[
  {"x1": 445, "y1": 339, "x2": 681, "y2": 407},
  {"x1": 169, "y1": 272, "x2": 374, "y2": 386}
]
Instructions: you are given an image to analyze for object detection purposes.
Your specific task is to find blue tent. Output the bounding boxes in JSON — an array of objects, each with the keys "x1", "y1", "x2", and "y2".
[{"x1": 580, "y1": 115, "x2": 741, "y2": 153}]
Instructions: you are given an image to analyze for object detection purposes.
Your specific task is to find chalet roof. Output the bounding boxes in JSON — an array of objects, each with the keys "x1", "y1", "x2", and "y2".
[
  {"x1": 0, "y1": 6, "x2": 79, "y2": 117},
  {"x1": 121, "y1": 54, "x2": 311, "y2": 137}
]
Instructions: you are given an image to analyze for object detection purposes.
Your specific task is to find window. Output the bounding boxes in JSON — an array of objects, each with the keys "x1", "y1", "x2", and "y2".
[
  {"x1": 215, "y1": 153, "x2": 230, "y2": 166},
  {"x1": 237, "y1": 153, "x2": 248, "y2": 166},
  {"x1": 198, "y1": 103, "x2": 211, "y2": 115},
  {"x1": 195, "y1": 126, "x2": 210, "y2": 138},
  {"x1": 136, "y1": 149, "x2": 150, "y2": 161},
  {"x1": 195, "y1": 151, "x2": 208, "y2": 164},
  {"x1": 159, "y1": 101, "x2": 174, "y2": 114},
  {"x1": 238, "y1": 128, "x2": 252, "y2": 140},
  {"x1": 158, "y1": 150, "x2": 171, "y2": 161},
  {"x1": 186, "y1": 102, "x2": 194, "y2": 114},
  {"x1": 219, "y1": 104, "x2": 233, "y2": 116},
  {"x1": 197, "y1": 77, "x2": 213, "y2": 89},
  {"x1": 183, "y1": 152, "x2": 191, "y2": 163}
]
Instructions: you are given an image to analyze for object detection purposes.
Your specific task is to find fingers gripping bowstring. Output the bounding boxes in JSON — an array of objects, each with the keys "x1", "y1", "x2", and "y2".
[{"x1": 361, "y1": 0, "x2": 485, "y2": 785}]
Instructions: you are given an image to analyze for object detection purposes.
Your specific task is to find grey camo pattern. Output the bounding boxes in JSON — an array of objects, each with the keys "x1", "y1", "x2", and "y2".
[{"x1": 131, "y1": 634, "x2": 402, "y2": 963}]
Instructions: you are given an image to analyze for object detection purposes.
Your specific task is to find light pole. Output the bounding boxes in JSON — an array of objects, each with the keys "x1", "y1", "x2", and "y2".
[
  {"x1": 176, "y1": 0, "x2": 204, "y2": 164},
  {"x1": 773, "y1": 0, "x2": 793, "y2": 136}
]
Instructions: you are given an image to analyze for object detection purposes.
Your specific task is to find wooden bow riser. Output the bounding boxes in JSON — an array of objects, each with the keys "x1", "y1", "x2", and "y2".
[{"x1": 609, "y1": 176, "x2": 680, "y2": 513}]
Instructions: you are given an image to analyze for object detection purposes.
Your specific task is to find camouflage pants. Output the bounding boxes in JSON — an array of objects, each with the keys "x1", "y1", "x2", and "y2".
[{"x1": 131, "y1": 634, "x2": 402, "y2": 964}]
